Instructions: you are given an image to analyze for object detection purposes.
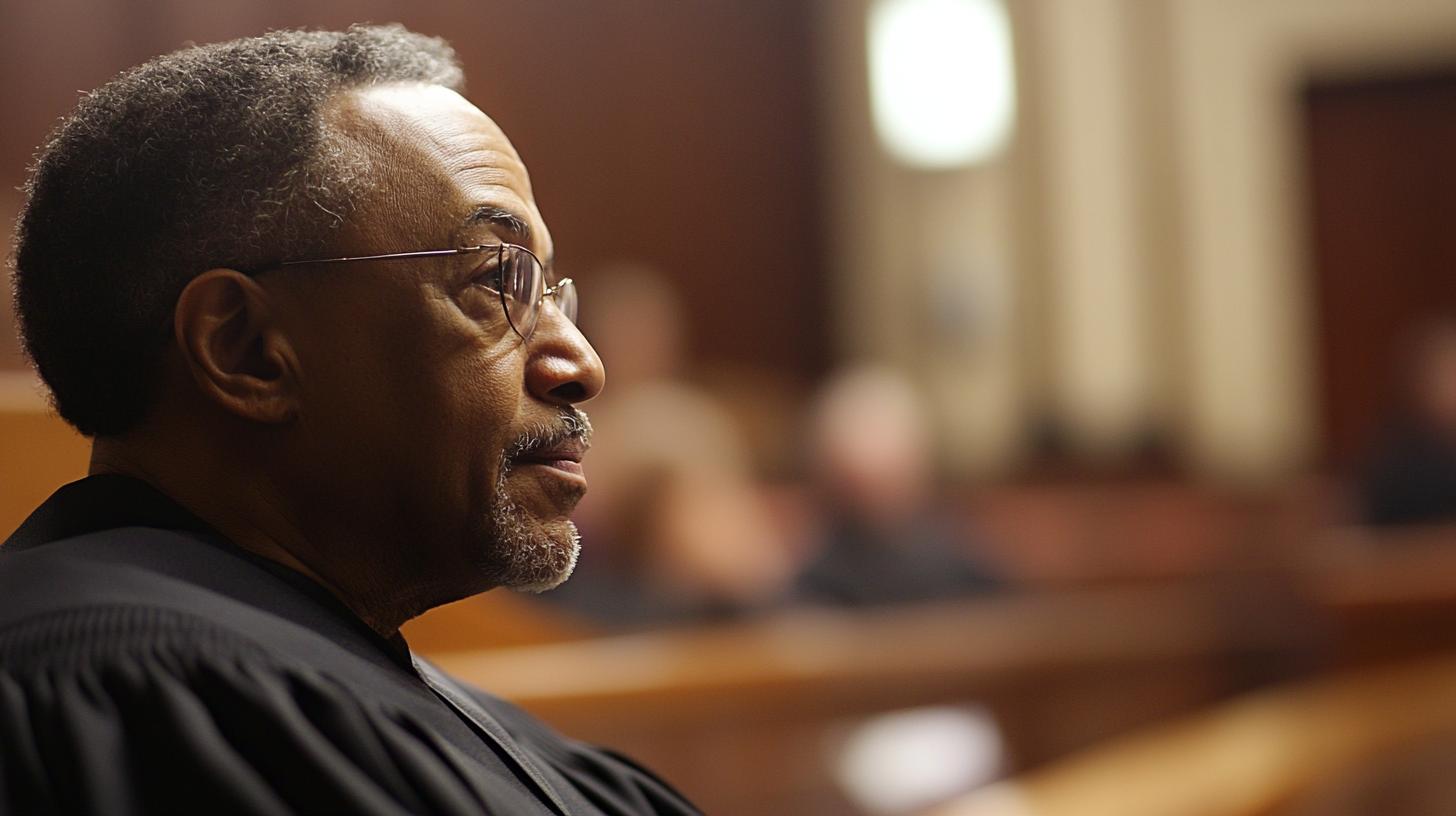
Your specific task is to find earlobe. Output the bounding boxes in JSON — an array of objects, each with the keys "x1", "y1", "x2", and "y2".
[{"x1": 173, "y1": 269, "x2": 300, "y2": 424}]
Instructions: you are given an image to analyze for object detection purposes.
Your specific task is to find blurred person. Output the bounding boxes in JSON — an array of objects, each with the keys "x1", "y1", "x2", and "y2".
[
  {"x1": 795, "y1": 365, "x2": 1002, "y2": 606},
  {"x1": 0, "y1": 26, "x2": 698, "y2": 814},
  {"x1": 550, "y1": 265, "x2": 795, "y2": 626},
  {"x1": 1360, "y1": 320, "x2": 1456, "y2": 527}
]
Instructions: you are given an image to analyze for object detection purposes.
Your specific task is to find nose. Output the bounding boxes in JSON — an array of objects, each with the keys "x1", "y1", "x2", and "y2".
[{"x1": 525, "y1": 301, "x2": 605, "y2": 405}]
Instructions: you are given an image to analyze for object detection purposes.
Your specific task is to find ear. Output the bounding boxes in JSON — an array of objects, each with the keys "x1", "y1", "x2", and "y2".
[{"x1": 172, "y1": 269, "x2": 299, "y2": 424}]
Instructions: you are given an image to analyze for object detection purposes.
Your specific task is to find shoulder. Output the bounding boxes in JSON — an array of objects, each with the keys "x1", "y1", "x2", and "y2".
[
  {"x1": 0, "y1": 603, "x2": 475, "y2": 816},
  {"x1": 1, "y1": 527, "x2": 261, "y2": 646},
  {"x1": 0, "y1": 595, "x2": 342, "y2": 739},
  {"x1": 0, "y1": 526, "x2": 406, "y2": 686},
  {"x1": 0, "y1": 597, "x2": 352, "y2": 814},
  {"x1": 0, "y1": 600, "x2": 280, "y2": 679},
  {"x1": 1, "y1": 526, "x2": 246, "y2": 637}
]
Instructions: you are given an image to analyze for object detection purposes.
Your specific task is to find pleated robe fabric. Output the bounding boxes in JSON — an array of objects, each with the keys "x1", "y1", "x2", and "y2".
[{"x1": 0, "y1": 476, "x2": 699, "y2": 815}]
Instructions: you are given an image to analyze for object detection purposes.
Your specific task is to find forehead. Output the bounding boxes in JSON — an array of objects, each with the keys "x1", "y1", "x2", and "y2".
[{"x1": 324, "y1": 84, "x2": 551, "y2": 257}]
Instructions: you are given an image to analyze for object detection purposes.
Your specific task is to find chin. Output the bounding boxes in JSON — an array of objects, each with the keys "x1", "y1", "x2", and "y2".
[
  {"x1": 508, "y1": 546, "x2": 580, "y2": 594},
  {"x1": 510, "y1": 518, "x2": 582, "y2": 594},
  {"x1": 482, "y1": 497, "x2": 582, "y2": 593},
  {"x1": 476, "y1": 450, "x2": 587, "y2": 593}
]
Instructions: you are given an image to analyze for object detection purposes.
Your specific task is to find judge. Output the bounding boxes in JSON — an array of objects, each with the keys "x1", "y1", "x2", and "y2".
[{"x1": 1, "y1": 24, "x2": 696, "y2": 815}]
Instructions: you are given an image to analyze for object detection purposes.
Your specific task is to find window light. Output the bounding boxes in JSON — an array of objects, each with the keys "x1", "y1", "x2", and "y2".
[{"x1": 868, "y1": 0, "x2": 1016, "y2": 169}]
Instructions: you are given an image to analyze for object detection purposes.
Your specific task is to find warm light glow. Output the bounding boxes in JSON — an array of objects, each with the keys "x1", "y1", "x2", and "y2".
[
  {"x1": 834, "y1": 705, "x2": 1005, "y2": 814},
  {"x1": 868, "y1": 0, "x2": 1016, "y2": 169}
]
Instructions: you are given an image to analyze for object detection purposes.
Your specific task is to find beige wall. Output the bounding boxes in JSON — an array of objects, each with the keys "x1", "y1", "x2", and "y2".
[
  {"x1": 815, "y1": 0, "x2": 1029, "y2": 476},
  {"x1": 1035, "y1": 0, "x2": 1162, "y2": 460},
  {"x1": 817, "y1": 0, "x2": 1456, "y2": 483},
  {"x1": 1170, "y1": 0, "x2": 1456, "y2": 482}
]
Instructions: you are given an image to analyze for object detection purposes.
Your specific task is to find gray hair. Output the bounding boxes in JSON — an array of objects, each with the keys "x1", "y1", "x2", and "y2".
[{"x1": 11, "y1": 24, "x2": 464, "y2": 436}]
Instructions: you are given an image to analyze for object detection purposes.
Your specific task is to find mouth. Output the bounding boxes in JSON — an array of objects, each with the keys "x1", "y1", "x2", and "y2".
[
  {"x1": 513, "y1": 438, "x2": 588, "y2": 479},
  {"x1": 503, "y1": 409, "x2": 594, "y2": 496}
]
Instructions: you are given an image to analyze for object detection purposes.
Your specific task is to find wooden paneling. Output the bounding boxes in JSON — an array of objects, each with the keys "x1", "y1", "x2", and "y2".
[
  {"x1": 1303, "y1": 67, "x2": 1456, "y2": 468},
  {"x1": 0, "y1": 384, "x2": 89, "y2": 536}
]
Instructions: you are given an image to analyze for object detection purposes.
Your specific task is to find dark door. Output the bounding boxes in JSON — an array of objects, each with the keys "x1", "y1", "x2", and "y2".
[{"x1": 1304, "y1": 67, "x2": 1456, "y2": 469}]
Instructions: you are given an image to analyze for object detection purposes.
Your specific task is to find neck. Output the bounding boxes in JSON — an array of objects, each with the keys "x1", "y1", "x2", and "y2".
[{"x1": 88, "y1": 435, "x2": 416, "y2": 636}]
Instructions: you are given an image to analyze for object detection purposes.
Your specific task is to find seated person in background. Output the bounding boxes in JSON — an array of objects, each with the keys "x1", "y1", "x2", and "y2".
[
  {"x1": 550, "y1": 266, "x2": 795, "y2": 627},
  {"x1": 795, "y1": 365, "x2": 1003, "y2": 606},
  {"x1": 0, "y1": 26, "x2": 696, "y2": 814},
  {"x1": 1361, "y1": 321, "x2": 1456, "y2": 527}
]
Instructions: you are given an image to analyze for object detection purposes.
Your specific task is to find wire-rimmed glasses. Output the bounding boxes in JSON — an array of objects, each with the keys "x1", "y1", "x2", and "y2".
[{"x1": 266, "y1": 243, "x2": 575, "y2": 341}]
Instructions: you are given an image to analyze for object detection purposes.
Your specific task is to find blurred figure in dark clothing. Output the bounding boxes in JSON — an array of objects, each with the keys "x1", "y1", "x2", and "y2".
[
  {"x1": 1361, "y1": 322, "x2": 1456, "y2": 527},
  {"x1": 795, "y1": 366, "x2": 1002, "y2": 606}
]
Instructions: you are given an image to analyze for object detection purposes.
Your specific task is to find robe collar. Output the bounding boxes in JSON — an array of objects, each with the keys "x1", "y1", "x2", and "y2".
[{"x1": 3, "y1": 474, "x2": 416, "y2": 671}]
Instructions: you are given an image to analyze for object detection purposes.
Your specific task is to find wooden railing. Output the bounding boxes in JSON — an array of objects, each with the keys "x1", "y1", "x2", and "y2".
[
  {"x1": 929, "y1": 655, "x2": 1456, "y2": 816},
  {"x1": 420, "y1": 582, "x2": 1324, "y2": 814},
  {"x1": 414, "y1": 553, "x2": 1456, "y2": 815}
]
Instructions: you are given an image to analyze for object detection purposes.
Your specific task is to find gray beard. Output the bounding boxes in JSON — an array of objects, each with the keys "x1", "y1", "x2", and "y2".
[
  {"x1": 478, "y1": 408, "x2": 591, "y2": 593},
  {"x1": 484, "y1": 471, "x2": 581, "y2": 594}
]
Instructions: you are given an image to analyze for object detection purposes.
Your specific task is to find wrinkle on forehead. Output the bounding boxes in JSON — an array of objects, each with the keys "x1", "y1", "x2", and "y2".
[{"x1": 323, "y1": 84, "x2": 549, "y2": 253}]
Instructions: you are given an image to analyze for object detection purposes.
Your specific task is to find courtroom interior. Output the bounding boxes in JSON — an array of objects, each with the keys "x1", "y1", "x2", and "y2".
[{"x1": 6, "y1": 1, "x2": 1456, "y2": 813}]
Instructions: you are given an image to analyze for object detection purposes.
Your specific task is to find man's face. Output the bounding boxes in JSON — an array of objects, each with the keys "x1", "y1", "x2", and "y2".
[{"x1": 271, "y1": 84, "x2": 604, "y2": 608}]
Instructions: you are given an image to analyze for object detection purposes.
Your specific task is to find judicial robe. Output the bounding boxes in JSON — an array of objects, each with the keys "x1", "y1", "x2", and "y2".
[{"x1": 0, "y1": 475, "x2": 700, "y2": 815}]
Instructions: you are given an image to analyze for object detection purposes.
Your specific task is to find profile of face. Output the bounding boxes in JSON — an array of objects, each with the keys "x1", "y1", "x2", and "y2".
[{"x1": 266, "y1": 84, "x2": 605, "y2": 608}]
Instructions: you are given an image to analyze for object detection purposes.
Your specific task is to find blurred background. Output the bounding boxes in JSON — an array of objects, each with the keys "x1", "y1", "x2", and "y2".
[{"x1": 6, "y1": 0, "x2": 1456, "y2": 813}]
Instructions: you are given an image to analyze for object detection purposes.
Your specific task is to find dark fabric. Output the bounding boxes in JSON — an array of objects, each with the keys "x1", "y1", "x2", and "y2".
[
  {"x1": 795, "y1": 512, "x2": 1002, "y2": 607},
  {"x1": 0, "y1": 476, "x2": 699, "y2": 815},
  {"x1": 1360, "y1": 424, "x2": 1456, "y2": 527}
]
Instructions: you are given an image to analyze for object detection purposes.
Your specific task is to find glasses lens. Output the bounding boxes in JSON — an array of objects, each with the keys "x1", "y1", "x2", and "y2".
[
  {"x1": 500, "y1": 245, "x2": 544, "y2": 339},
  {"x1": 552, "y1": 279, "x2": 578, "y2": 324}
]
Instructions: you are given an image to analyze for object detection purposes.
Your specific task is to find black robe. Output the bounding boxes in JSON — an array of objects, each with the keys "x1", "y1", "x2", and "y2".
[{"x1": 0, "y1": 476, "x2": 699, "y2": 815}]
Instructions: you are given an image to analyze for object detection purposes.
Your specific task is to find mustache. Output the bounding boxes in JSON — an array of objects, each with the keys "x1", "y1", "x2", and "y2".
[{"x1": 504, "y1": 407, "x2": 593, "y2": 464}]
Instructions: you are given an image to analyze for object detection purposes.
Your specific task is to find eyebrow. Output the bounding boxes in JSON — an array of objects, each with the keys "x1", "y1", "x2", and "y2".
[
  {"x1": 462, "y1": 204, "x2": 555, "y2": 270},
  {"x1": 463, "y1": 205, "x2": 531, "y2": 244}
]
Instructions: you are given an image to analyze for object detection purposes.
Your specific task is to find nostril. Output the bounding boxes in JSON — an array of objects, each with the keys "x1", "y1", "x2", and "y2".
[{"x1": 550, "y1": 382, "x2": 587, "y2": 403}]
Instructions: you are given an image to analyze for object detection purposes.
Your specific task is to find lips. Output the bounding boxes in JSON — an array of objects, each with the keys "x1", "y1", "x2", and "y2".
[
  {"x1": 515, "y1": 438, "x2": 589, "y2": 476},
  {"x1": 505, "y1": 409, "x2": 593, "y2": 485}
]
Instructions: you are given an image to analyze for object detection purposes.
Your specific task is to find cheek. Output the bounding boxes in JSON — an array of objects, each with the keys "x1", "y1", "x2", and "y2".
[
  {"x1": 409, "y1": 337, "x2": 529, "y2": 498},
  {"x1": 409, "y1": 350, "x2": 530, "y2": 545},
  {"x1": 344, "y1": 292, "x2": 517, "y2": 431},
  {"x1": 431, "y1": 331, "x2": 525, "y2": 436},
  {"x1": 293, "y1": 289, "x2": 529, "y2": 513}
]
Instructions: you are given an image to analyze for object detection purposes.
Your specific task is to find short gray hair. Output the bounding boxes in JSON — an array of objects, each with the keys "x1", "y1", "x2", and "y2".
[{"x1": 12, "y1": 24, "x2": 464, "y2": 436}]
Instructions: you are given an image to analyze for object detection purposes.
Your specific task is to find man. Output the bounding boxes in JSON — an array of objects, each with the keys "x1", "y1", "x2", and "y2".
[{"x1": 1, "y1": 24, "x2": 697, "y2": 815}]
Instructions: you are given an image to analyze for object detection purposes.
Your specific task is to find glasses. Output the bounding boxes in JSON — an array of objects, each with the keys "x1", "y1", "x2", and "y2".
[{"x1": 266, "y1": 243, "x2": 576, "y2": 342}]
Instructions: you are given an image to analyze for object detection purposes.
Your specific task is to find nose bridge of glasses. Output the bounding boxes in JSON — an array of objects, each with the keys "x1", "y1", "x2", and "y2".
[{"x1": 543, "y1": 278, "x2": 577, "y2": 322}]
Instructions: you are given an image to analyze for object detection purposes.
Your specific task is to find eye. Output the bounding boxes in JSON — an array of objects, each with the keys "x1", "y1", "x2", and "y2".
[{"x1": 469, "y1": 257, "x2": 506, "y2": 294}]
